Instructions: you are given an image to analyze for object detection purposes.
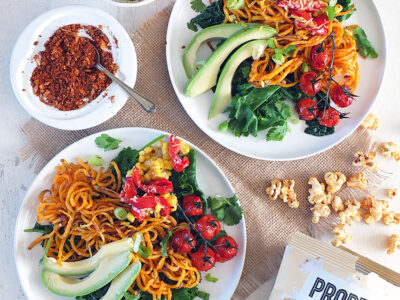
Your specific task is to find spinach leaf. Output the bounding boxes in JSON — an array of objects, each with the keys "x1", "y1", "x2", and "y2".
[
  {"x1": 190, "y1": 0, "x2": 206, "y2": 13},
  {"x1": 24, "y1": 222, "x2": 53, "y2": 234},
  {"x1": 76, "y1": 283, "x2": 110, "y2": 300},
  {"x1": 172, "y1": 287, "x2": 209, "y2": 300},
  {"x1": 207, "y1": 195, "x2": 243, "y2": 226},
  {"x1": 351, "y1": 26, "x2": 378, "y2": 59},
  {"x1": 187, "y1": 0, "x2": 225, "y2": 32},
  {"x1": 95, "y1": 134, "x2": 122, "y2": 151},
  {"x1": 304, "y1": 119, "x2": 335, "y2": 136},
  {"x1": 337, "y1": 0, "x2": 356, "y2": 22},
  {"x1": 226, "y1": 85, "x2": 292, "y2": 141},
  {"x1": 122, "y1": 291, "x2": 141, "y2": 300},
  {"x1": 112, "y1": 147, "x2": 140, "y2": 178}
]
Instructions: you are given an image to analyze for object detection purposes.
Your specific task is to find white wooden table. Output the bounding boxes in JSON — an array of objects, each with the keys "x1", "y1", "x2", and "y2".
[{"x1": 0, "y1": 0, "x2": 399, "y2": 299}]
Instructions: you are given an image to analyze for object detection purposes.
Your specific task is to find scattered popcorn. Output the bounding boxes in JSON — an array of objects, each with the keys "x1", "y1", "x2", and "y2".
[
  {"x1": 331, "y1": 195, "x2": 345, "y2": 212},
  {"x1": 387, "y1": 188, "x2": 398, "y2": 200},
  {"x1": 266, "y1": 180, "x2": 282, "y2": 201},
  {"x1": 332, "y1": 224, "x2": 352, "y2": 247},
  {"x1": 383, "y1": 211, "x2": 400, "y2": 226},
  {"x1": 324, "y1": 192, "x2": 333, "y2": 206},
  {"x1": 311, "y1": 203, "x2": 331, "y2": 224},
  {"x1": 308, "y1": 177, "x2": 326, "y2": 205},
  {"x1": 364, "y1": 199, "x2": 389, "y2": 225},
  {"x1": 353, "y1": 151, "x2": 378, "y2": 173},
  {"x1": 339, "y1": 199, "x2": 361, "y2": 226},
  {"x1": 380, "y1": 142, "x2": 400, "y2": 162},
  {"x1": 280, "y1": 180, "x2": 299, "y2": 208},
  {"x1": 361, "y1": 113, "x2": 379, "y2": 130},
  {"x1": 325, "y1": 172, "x2": 346, "y2": 194},
  {"x1": 346, "y1": 172, "x2": 367, "y2": 190},
  {"x1": 360, "y1": 196, "x2": 375, "y2": 211},
  {"x1": 387, "y1": 234, "x2": 400, "y2": 255}
]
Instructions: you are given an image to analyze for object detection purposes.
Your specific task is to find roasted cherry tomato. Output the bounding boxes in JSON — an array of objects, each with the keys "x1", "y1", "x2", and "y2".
[
  {"x1": 169, "y1": 135, "x2": 189, "y2": 173},
  {"x1": 170, "y1": 229, "x2": 196, "y2": 253},
  {"x1": 214, "y1": 236, "x2": 238, "y2": 263},
  {"x1": 296, "y1": 98, "x2": 318, "y2": 121},
  {"x1": 299, "y1": 71, "x2": 321, "y2": 96},
  {"x1": 195, "y1": 214, "x2": 221, "y2": 240},
  {"x1": 190, "y1": 245, "x2": 216, "y2": 271},
  {"x1": 310, "y1": 44, "x2": 330, "y2": 71},
  {"x1": 311, "y1": 14, "x2": 329, "y2": 36},
  {"x1": 182, "y1": 195, "x2": 203, "y2": 216},
  {"x1": 318, "y1": 108, "x2": 340, "y2": 127},
  {"x1": 330, "y1": 84, "x2": 353, "y2": 108}
]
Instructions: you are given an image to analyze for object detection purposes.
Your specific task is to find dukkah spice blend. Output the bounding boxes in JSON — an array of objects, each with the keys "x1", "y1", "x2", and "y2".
[{"x1": 30, "y1": 24, "x2": 118, "y2": 111}]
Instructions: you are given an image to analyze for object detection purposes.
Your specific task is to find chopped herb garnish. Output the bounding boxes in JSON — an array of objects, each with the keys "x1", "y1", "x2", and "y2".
[
  {"x1": 205, "y1": 273, "x2": 219, "y2": 283},
  {"x1": 88, "y1": 155, "x2": 104, "y2": 167},
  {"x1": 160, "y1": 230, "x2": 172, "y2": 257},
  {"x1": 95, "y1": 134, "x2": 122, "y2": 151},
  {"x1": 351, "y1": 26, "x2": 378, "y2": 59},
  {"x1": 24, "y1": 222, "x2": 53, "y2": 234},
  {"x1": 207, "y1": 195, "x2": 243, "y2": 226},
  {"x1": 138, "y1": 244, "x2": 151, "y2": 259}
]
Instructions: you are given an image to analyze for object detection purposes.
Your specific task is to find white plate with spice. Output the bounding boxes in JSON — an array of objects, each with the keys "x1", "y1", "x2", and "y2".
[
  {"x1": 10, "y1": 5, "x2": 137, "y2": 130},
  {"x1": 166, "y1": 0, "x2": 386, "y2": 160},
  {"x1": 14, "y1": 127, "x2": 246, "y2": 300}
]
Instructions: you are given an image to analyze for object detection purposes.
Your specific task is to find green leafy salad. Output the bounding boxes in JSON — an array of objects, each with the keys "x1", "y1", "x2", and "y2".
[{"x1": 183, "y1": 0, "x2": 379, "y2": 141}]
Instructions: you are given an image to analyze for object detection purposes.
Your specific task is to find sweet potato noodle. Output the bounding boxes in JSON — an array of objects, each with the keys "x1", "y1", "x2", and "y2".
[{"x1": 30, "y1": 24, "x2": 118, "y2": 111}]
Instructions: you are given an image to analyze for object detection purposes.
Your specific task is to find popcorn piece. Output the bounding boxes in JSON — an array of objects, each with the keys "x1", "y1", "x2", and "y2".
[
  {"x1": 331, "y1": 195, "x2": 345, "y2": 212},
  {"x1": 387, "y1": 188, "x2": 398, "y2": 200},
  {"x1": 266, "y1": 180, "x2": 282, "y2": 201},
  {"x1": 325, "y1": 172, "x2": 346, "y2": 194},
  {"x1": 383, "y1": 211, "x2": 400, "y2": 226},
  {"x1": 339, "y1": 199, "x2": 361, "y2": 226},
  {"x1": 353, "y1": 151, "x2": 378, "y2": 172},
  {"x1": 380, "y1": 142, "x2": 400, "y2": 162},
  {"x1": 311, "y1": 203, "x2": 331, "y2": 224},
  {"x1": 360, "y1": 196, "x2": 375, "y2": 211},
  {"x1": 324, "y1": 192, "x2": 333, "y2": 206},
  {"x1": 346, "y1": 172, "x2": 367, "y2": 190},
  {"x1": 308, "y1": 177, "x2": 326, "y2": 205},
  {"x1": 280, "y1": 180, "x2": 299, "y2": 208},
  {"x1": 387, "y1": 234, "x2": 400, "y2": 255},
  {"x1": 332, "y1": 224, "x2": 352, "y2": 247},
  {"x1": 361, "y1": 113, "x2": 379, "y2": 130},
  {"x1": 364, "y1": 198, "x2": 389, "y2": 225}
]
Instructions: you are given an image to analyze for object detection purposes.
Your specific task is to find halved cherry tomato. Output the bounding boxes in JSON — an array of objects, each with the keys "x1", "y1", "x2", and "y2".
[
  {"x1": 318, "y1": 108, "x2": 340, "y2": 127},
  {"x1": 299, "y1": 71, "x2": 321, "y2": 96},
  {"x1": 182, "y1": 195, "x2": 203, "y2": 216},
  {"x1": 170, "y1": 229, "x2": 196, "y2": 253},
  {"x1": 296, "y1": 98, "x2": 318, "y2": 121},
  {"x1": 330, "y1": 84, "x2": 353, "y2": 108},
  {"x1": 310, "y1": 44, "x2": 331, "y2": 71},
  {"x1": 195, "y1": 214, "x2": 221, "y2": 240},
  {"x1": 132, "y1": 167, "x2": 173, "y2": 194},
  {"x1": 311, "y1": 14, "x2": 329, "y2": 36},
  {"x1": 214, "y1": 236, "x2": 238, "y2": 263},
  {"x1": 190, "y1": 245, "x2": 216, "y2": 271}
]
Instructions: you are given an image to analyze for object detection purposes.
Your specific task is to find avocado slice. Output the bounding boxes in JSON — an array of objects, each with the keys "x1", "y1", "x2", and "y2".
[
  {"x1": 41, "y1": 251, "x2": 133, "y2": 297},
  {"x1": 183, "y1": 23, "x2": 258, "y2": 78},
  {"x1": 209, "y1": 39, "x2": 271, "y2": 119},
  {"x1": 100, "y1": 261, "x2": 141, "y2": 300},
  {"x1": 41, "y1": 238, "x2": 134, "y2": 276},
  {"x1": 184, "y1": 25, "x2": 276, "y2": 98}
]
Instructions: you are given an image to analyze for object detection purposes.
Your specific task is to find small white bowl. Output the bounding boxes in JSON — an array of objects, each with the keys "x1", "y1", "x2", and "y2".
[
  {"x1": 104, "y1": 0, "x2": 156, "y2": 8},
  {"x1": 10, "y1": 5, "x2": 137, "y2": 130}
]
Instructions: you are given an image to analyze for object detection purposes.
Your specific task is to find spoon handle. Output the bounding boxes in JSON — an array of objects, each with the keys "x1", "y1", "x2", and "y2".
[{"x1": 96, "y1": 64, "x2": 156, "y2": 113}]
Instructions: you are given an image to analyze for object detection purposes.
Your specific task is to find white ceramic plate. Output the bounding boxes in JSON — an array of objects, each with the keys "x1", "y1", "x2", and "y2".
[
  {"x1": 14, "y1": 127, "x2": 246, "y2": 300},
  {"x1": 166, "y1": 0, "x2": 386, "y2": 161},
  {"x1": 10, "y1": 5, "x2": 137, "y2": 130},
  {"x1": 104, "y1": 0, "x2": 156, "y2": 8}
]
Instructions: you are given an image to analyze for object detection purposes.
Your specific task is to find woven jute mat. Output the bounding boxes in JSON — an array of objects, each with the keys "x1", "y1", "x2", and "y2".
[{"x1": 19, "y1": 7, "x2": 386, "y2": 299}]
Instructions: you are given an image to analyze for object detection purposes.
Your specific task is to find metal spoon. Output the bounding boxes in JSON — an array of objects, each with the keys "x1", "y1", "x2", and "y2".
[{"x1": 89, "y1": 40, "x2": 156, "y2": 113}]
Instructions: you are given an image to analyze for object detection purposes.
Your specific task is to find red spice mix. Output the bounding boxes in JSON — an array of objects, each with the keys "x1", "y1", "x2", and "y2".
[{"x1": 30, "y1": 24, "x2": 118, "y2": 111}]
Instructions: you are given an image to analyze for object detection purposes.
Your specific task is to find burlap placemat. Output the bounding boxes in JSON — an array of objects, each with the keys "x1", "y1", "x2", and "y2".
[{"x1": 18, "y1": 7, "x2": 387, "y2": 299}]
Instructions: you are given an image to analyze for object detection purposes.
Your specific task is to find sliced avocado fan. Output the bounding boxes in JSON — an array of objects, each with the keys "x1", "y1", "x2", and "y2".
[
  {"x1": 184, "y1": 25, "x2": 276, "y2": 98},
  {"x1": 101, "y1": 261, "x2": 141, "y2": 300},
  {"x1": 41, "y1": 251, "x2": 133, "y2": 297},
  {"x1": 209, "y1": 39, "x2": 271, "y2": 119},
  {"x1": 40, "y1": 237, "x2": 134, "y2": 276},
  {"x1": 183, "y1": 23, "x2": 259, "y2": 78}
]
